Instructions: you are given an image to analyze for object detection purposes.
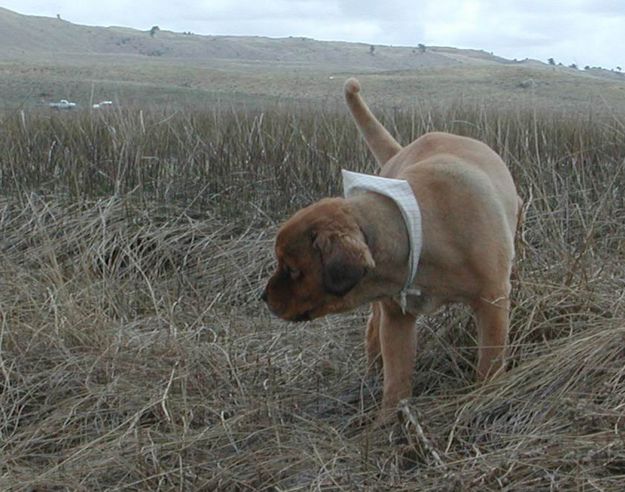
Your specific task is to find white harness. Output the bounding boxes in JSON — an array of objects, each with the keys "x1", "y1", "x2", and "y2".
[{"x1": 342, "y1": 170, "x2": 423, "y2": 313}]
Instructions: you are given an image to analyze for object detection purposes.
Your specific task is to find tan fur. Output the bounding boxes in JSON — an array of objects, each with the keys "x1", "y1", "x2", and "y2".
[
  {"x1": 344, "y1": 78, "x2": 402, "y2": 165},
  {"x1": 263, "y1": 78, "x2": 521, "y2": 420}
]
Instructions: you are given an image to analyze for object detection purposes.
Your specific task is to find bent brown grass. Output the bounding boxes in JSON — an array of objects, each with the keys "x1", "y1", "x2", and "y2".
[{"x1": 0, "y1": 102, "x2": 624, "y2": 489}]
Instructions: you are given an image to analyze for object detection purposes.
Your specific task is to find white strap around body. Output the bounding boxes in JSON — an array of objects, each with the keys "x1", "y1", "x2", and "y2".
[{"x1": 342, "y1": 169, "x2": 422, "y2": 313}]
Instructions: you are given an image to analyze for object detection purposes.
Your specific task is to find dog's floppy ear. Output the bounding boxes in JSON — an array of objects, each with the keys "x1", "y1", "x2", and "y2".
[{"x1": 313, "y1": 229, "x2": 375, "y2": 296}]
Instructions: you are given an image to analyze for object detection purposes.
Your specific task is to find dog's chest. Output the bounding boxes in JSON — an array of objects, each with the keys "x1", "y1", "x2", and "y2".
[{"x1": 395, "y1": 290, "x2": 442, "y2": 316}]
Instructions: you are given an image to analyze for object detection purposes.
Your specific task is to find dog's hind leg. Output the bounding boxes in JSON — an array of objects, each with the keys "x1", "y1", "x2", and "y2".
[
  {"x1": 344, "y1": 78, "x2": 402, "y2": 166},
  {"x1": 472, "y1": 289, "x2": 510, "y2": 381}
]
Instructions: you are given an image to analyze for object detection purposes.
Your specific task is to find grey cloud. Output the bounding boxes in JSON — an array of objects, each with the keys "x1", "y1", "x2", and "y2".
[{"x1": 336, "y1": 0, "x2": 415, "y2": 20}]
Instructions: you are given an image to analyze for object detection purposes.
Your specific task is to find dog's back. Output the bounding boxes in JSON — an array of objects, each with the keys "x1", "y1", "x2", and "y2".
[{"x1": 344, "y1": 78, "x2": 521, "y2": 239}]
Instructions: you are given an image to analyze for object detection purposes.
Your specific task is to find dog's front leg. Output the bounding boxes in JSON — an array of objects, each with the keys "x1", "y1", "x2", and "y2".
[
  {"x1": 378, "y1": 301, "x2": 417, "y2": 419},
  {"x1": 472, "y1": 292, "x2": 510, "y2": 380},
  {"x1": 365, "y1": 302, "x2": 382, "y2": 373}
]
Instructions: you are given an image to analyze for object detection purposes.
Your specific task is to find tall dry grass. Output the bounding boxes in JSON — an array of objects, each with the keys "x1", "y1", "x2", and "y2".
[{"x1": 0, "y1": 102, "x2": 624, "y2": 490}]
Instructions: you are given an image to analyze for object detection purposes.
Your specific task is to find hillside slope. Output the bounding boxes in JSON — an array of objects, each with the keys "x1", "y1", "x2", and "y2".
[
  {"x1": 1, "y1": 7, "x2": 624, "y2": 112},
  {"x1": 0, "y1": 6, "x2": 521, "y2": 71}
]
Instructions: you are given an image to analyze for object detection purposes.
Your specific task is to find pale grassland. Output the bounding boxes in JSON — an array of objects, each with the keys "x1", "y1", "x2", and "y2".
[{"x1": 3, "y1": 55, "x2": 625, "y2": 114}]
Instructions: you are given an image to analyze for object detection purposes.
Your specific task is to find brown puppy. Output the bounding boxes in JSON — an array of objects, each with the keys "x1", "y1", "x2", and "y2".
[{"x1": 263, "y1": 78, "x2": 521, "y2": 418}]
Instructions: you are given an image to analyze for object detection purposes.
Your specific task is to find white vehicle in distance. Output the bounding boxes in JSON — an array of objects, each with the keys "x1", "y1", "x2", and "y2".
[
  {"x1": 92, "y1": 100, "x2": 113, "y2": 109},
  {"x1": 49, "y1": 99, "x2": 77, "y2": 110}
]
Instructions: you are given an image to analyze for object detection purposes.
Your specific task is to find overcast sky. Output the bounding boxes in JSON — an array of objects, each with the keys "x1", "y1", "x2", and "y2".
[{"x1": 3, "y1": 0, "x2": 624, "y2": 69}]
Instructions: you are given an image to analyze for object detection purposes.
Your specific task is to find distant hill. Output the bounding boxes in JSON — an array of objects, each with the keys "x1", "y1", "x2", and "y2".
[
  {"x1": 0, "y1": 6, "x2": 531, "y2": 71},
  {"x1": 1, "y1": 7, "x2": 624, "y2": 112}
]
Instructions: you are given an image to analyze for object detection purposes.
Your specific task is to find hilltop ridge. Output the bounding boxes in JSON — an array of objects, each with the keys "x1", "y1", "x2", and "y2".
[{"x1": 0, "y1": 6, "x2": 532, "y2": 71}]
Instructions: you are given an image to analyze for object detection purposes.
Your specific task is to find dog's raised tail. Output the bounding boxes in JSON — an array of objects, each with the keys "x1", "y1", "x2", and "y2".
[{"x1": 344, "y1": 78, "x2": 402, "y2": 167}]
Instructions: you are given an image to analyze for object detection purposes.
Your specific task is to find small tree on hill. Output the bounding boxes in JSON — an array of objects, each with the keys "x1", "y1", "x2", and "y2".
[
  {"x1": 548, "y1": 57, "x2": 556, "y2": 66},
  {"x1": 418, "y1": 43, "x2": 426, "y2": 54},
  {"x1": 369, "y1": 45, "x2": 375, "y2": 55},
  {"x1": 150, "y1": 26, "x2": 160, "y2": 38}
]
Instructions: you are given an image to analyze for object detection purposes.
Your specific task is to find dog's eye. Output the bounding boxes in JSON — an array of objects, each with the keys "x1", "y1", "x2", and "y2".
[{"x1": 285, "y1": 265, "x2": 301, "y2": 280}]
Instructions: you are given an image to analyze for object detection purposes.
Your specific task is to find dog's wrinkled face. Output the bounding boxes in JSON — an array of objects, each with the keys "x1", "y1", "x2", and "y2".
[{"x1": 263, "y1": 198, "x2": 375, "y2": 322}]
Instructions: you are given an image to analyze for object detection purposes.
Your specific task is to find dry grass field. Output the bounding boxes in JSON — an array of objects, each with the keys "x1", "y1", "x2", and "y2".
[{"x1": 0, "y1": 100, "x2": 624, "y2": 490}]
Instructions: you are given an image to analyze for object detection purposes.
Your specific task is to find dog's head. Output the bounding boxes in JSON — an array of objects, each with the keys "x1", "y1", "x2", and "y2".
[{"x1": 262, "y1": 198, "x2": 375, "y2": 322}]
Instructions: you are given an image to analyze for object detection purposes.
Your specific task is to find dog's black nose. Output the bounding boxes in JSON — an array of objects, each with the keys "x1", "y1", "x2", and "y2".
[{"x1": 260, "y1": 288, "x2": 268, "y2": 302}]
